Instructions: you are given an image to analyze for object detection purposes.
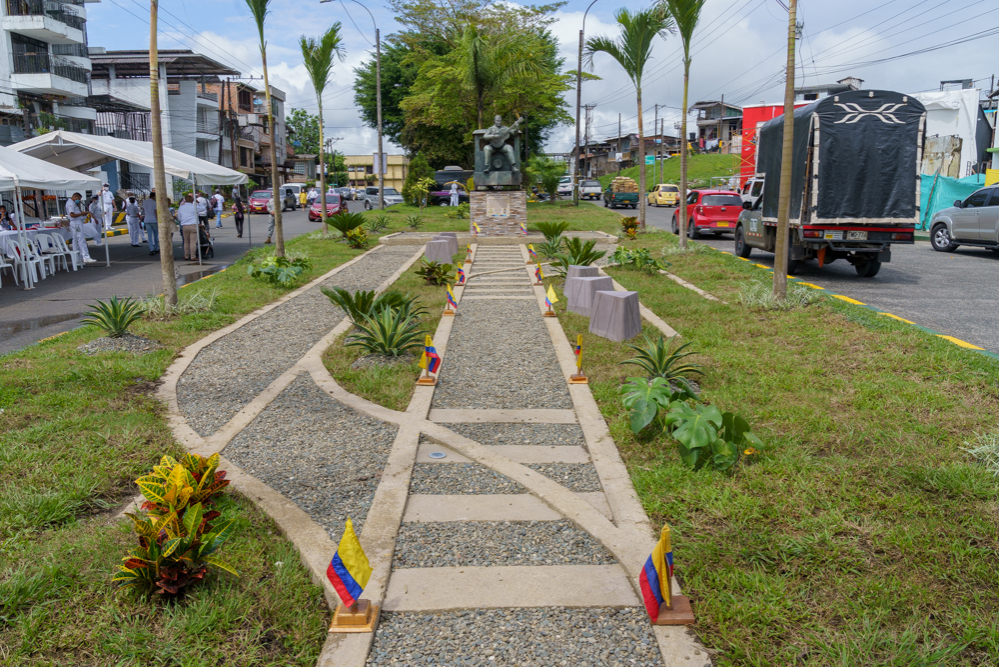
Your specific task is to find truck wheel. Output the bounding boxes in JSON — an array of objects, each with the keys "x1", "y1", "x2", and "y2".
[
  {"x1": 787, "y1": 259, "x2": 801, "y2": 275},
  {"x1": 735, "y1": 226, "x2": 752, "y2": 258},
  {"x1": 930, "y1": 224, "x2": 958, "y2": 252},
  {"x1": 854, "y1": 259, "x2": 882, "y2": 277}
]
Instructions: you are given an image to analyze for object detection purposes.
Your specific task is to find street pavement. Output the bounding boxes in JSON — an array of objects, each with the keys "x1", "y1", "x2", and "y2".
[
  {"x1": 0, "y1": 206, "x2": 320, "y2": 355},
  {"x1": 615, "y1": 201, "x2": 999, "y2": 355}
]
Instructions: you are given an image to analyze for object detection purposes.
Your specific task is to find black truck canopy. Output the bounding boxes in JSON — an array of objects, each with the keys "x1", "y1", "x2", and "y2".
[{"x1": 757, "y1": 90, "x2": 926, "y2": 225}]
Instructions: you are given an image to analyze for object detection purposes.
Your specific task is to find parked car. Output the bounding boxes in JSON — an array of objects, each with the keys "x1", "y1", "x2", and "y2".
[
  {"x1": 282, "y1": 183, "x2": 304, "y2": 208},
  {"x1": 279, "y1": 187, "x2": 298, "y2": 211},
  {"x1": 928, "y1": 186, "x2": 999, "y2": 253},
  {"x1": 647, "y1": 183, "x2": 681, "y2": 207},
  {"x1": 248, "y1": 189, "x2": 272, "y2": 214},
  {"x1": 671, "y1": 190, "x2": 743, "y2": 237},
  {"x1": 579, "y1": 179, "x2": 603, "y2": 200},
  {"x1": 557, "y1": 177, "x2": 573, "y2": 198},
  {"x1": 360, "y1": 186, "x2": 404, "y2": 210},
  {"x1": 308, "y1": 194, "x2": 348, "y2": 222}
]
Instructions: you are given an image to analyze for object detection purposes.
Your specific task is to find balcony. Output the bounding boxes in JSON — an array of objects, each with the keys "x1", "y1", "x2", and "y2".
[
  {"x1": 196, "y1": 91, "x2": 218, "y2": 104},
  {"x1": 196, "y1": 118, "x2": 219, "y2": 135},
  {"x1": 11, "y1": 53, "x2": 89, "y2": 96},
  {"x1": 26, "y1": 111, "x2": 95, "y2": 135},
  {"x1": 4, "y1": 0, "x2": 86, "y2": 44}
]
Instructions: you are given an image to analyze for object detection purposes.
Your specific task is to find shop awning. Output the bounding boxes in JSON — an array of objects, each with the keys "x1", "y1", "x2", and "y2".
[
  {"x1": 0, "y1": 144, "x2": 101, "y2": 191},
  {"x1": 8, "y1": 131, "x2": 248, "y2": 186}
]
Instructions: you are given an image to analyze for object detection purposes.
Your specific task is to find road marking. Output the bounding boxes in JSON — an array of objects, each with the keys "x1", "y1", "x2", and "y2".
[
  {"x1": 878, "y1": 312, "x2": 915, "y2": 324},
  {"x1": 737, "y1": 257, "x2": 750, "y2": 261},
  {"x1": 720, "y1": 251, "x2": 731, "y2": 254},
  {"x1": 832, "y1": 294, "x2": 866, "y2": 305},
  {"x1": 753, "y1": 263, "x2": 769, "y2": 269},
  {"x1": 796, "y1": 282, "x2": 825, "y2": 290},
  {"x1": 936, "y1": 335, "x2": 984, "y2": 350}
]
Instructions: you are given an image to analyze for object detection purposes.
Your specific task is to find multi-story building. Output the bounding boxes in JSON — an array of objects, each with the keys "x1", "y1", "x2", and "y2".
[
  {"x1": 344, "y1": 154, "x2": 409, "y2": 192},
  {"x1": 690, "y1": 100, "x2": 743, "y2": 154},
  {"x1": 0, "y1": 0, "x2": 99, "y2": 146}
]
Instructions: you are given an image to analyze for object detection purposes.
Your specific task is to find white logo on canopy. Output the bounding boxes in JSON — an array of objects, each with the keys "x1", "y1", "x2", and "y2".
[{"x1": 832, "y1": 103, "x2": 907, "y2": 124}]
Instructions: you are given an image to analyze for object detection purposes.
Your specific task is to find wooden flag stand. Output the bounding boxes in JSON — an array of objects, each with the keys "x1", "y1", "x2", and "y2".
[
  {"x1": 416, "y1": 366, "x2": 437, "y2": 385},
  {"x1": 442, "y1": 304, "x2": 455, "y2": 317},
  {"x1": 653, "y1": 595, "x2": 695, "y2": 625},
  {"x1": 329, "y1": 599, "x2": 380, "y2": 633},
  {"x1": 544, "y1": 307, "x2": 557, "y2": 318},
  {"x1": 569, "y1": 334, "x2": 588, "y2": 383}
]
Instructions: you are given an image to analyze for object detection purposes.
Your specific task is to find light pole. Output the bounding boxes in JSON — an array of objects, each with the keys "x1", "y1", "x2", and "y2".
[
  {"x1": 322, "y1": 0, "x2": 383, "y2": 209},
  {"x1": 573, "y1": 0, "x2": 600, "y2": 206}
]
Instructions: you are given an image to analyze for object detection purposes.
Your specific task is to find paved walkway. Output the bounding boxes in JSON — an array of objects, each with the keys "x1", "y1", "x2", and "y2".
[{"x1": 155, "y1": 242, "x2": 709, "y2": 667}]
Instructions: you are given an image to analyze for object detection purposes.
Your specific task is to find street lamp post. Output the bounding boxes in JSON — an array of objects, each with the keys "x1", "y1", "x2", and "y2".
[
  {"x1": 573, "y1": 0, "x2": 600, "y2": 206},
  {"x1": 323, "y1": 0, "x2": 383, "y2": 209}
]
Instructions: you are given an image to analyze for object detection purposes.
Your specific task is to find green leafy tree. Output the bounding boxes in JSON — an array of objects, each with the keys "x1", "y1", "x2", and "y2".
[
  {"x1": 659, "y1": 0, "x2": 705, "y2": 248},
  {"x1": 524, "y1": 154, "x2": 564, "y2": 204},
  {"x1": 286, "y1": 108, "x2": 321, "y2": 154},
  {"x1": 402, "y1": 153, "x2": 435, "y2": 205},
  {"x1": 586, "y1": 8, "x2": 674, "y2": 229},
  {"x1": 328, "y1": 150, "x2": 348, "y2": 188}
]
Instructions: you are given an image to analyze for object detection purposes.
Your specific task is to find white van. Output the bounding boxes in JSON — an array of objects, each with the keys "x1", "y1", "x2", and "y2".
[{"x1": 282, "y1": 183, "x2": 305, "y2": 208}]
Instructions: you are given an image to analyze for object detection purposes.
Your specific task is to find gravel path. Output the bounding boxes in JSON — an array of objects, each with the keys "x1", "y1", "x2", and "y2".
[
  {"x1": 177, "y1": 246, "x2": 416, "y2": 436},
  {"x1": 409, "y1": 462, "x2": 526, "y2": 495},
  {"x1": 443, "y1": 423, "x2": 587, "y2": 447},
  {"x1": 222, "y1": 374, "x2": 398, "y2": 542},
  {"x1": 432, "y1": 299, "x2": 571, "y2": 410},
  {"x1": 528, "y1": 463, "x2": 603, "y2": 492},
  {"x1": 367, "y1": 607, "x2": 670, "y2": 667},
  {"x1": 393, "y1": 520, "x2": 615, "y2": 568}
]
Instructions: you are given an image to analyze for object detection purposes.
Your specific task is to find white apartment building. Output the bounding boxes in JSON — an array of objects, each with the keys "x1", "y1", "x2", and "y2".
[{"x1": 0, "y1": 0, "x2": 99, "y2": 145}]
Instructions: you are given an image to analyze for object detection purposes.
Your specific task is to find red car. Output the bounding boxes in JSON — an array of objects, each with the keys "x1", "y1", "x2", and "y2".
[
  {"x1": 248, "y1": 189, "x2": 272, "y2": 214},
  {"x1": 308, "y1": 194, "x2": 348, "y2": 222},
  {"x1": 671, "y1": 189, "x2": 744, "y2": 238}
]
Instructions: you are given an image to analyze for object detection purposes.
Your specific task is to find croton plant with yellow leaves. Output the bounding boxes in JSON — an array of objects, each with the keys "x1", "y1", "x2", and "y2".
[{"x1": 113, "y1": 453, "x2": 238, "y2": 596}]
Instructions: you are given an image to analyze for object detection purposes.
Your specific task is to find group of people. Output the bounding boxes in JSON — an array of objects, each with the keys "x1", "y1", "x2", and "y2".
[{"x1": 304, "y1": 185, "x2": 359, "y2": 207}]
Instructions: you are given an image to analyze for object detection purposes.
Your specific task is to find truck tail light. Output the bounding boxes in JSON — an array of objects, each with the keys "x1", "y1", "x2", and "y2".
[
  {"x1": 891, "y1": 232, "x2": 912, "y2": 241},
  {"x1": 802, "y1": 230, "x2": 822, "y2": 238}
]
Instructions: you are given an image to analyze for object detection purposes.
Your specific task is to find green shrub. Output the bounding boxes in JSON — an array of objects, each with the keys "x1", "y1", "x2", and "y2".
[
  {"x1": 663, "y1": 403, "x2": 763, "y2": 473},
  {"x1": 620, "y1": 334, "x2": 702, "y2": 382},
  {"x1": 402, "y1": 153, "x2": 434, "y2": 205},
  {"x1": 140, "y1": 288, "x2": 220, "y2": 320},
  {"x1": 345, "y1": 227, "x2": 368, "y2": 249},
  {"x1": 612, "y1": 247, "x2": 670, "y2": 275},
  {"x1": 552, "y1": 237, "x2": 607, "y2": 276},
  {"x1": 321, "y1": 287, "x2": 424, "y2": 324},
  {"x1": 620, "y1": 376, "x2": 699, "y2": 434},
  {"x1": 415, "y1": 259, "x2": 454, "y2": 285},
  {"x1": 738, "y1": 280, "x2": 822, "y2": 310},
  {"x1": 346, "y1": 303, "x2": 426, "y2": 357},
  {"x1": 365, "y1": 215, "x2": 390, "y2": 233},
  {"x1": 538, "y1": 237, "x2": 564, "y2": 259},
  {"x1": 247, "y1": 254, "x2": 312, "y2": 287},
  {"x1": 445, "y1": 202, "x2": 470, "y2": 219},
  {"x1": 405, "y1": 214, "x2": 425, "y2": 230},
  {"x1": 535, "y1": 220, "x2": 569, "y2": 241},
  {"x1": 326, "y1": 212, "x2": 366, "y2": 237},
  {"x1": 81, "y1": 296, "x2": 144, "y2": 338}
]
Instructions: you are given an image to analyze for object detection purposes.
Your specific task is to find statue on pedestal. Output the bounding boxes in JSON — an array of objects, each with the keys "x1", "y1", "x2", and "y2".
[{"x1": 473, "y1": 115, "x2": 524, "y2": 189}]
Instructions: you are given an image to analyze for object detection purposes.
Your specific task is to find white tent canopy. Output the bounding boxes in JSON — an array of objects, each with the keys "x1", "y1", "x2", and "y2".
[
  {"x1": 0, "y1": 144, "x2": 101, "y2": 192},
  {"x1": 8, "y1": 131, "x2": 248, "y2": 186}
]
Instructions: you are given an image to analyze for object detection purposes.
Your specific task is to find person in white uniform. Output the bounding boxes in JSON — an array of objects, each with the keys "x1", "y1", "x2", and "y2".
[
  {"x1": 100, "y1": 184, "x2": 115, "y2": 231},
  {"x1": 66, "y1": 193, "x2": 96, "y2": 263},
  {"x1": 449, "y1": 183, "x2": 459, "y2": 207},
  {"x1": 212, "y1": 191, "x2": 225, "y2": 228},
  {"x1": 87, "y1": 195, "x2": 104, "y2": 246},
  {"x1": 125, "y1": 197, "x2": 143, "y2": 246}
]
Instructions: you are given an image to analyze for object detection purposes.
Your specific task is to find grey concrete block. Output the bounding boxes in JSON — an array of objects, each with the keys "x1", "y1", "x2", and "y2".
[
  {"x1": 588, "y1": 291, "x2": 641, "y2": 342},
  {"x1": 433, "y1": 235, "x2": 459, "y2": 257},
  {"x1": 566, "y1": 265, "x2": 600, "y2": 280},
  {"x1": 425, "y1": 239, "x2": 454, "y2": 264},
  {"x1": 567, "y1": 276, "x2": 614, "y2": 317}
]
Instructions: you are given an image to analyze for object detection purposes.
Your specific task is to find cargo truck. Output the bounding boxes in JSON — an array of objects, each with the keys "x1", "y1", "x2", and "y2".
[
  {"x1": 603, "y1": 176, "x2": 639, "y2": 209},
  {"x1": 734, "y1": 90, "x2": 926, "y2": 277}
]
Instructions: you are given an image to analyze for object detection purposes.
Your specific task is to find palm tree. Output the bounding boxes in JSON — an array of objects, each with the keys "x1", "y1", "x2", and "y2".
[
  {"x1": 148, "y1": 0, "x2": 176, "y2": 307},
  {"x1": 301, "y1": 24, "x2": 346, "y2": 239},
  {"x1": 585, "y1": 9, "x2": 674, "y2": 229},
  {"x1": 245, "y1": 0, "x2": 284, "y2": 256},
  {"x1": 659, "y1": 0, "x2": 705, "y2": 248}
]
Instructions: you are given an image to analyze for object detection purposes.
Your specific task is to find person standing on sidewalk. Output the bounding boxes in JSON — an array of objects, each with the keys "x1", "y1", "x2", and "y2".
[
  {"x1": 125, "y1": 196, "x2": 143, "y2": 246},
  {"x1": 195, "y1": 191, "x2": 209, "y2": 228},
  {"x1": 298, "y1": 188, "x2": 307, "y2": 209},
  {"x1": 178, "y1": 194, "x2": 200, "y2": 261},
  {"x1": 142, "y1": 192, "x2": 160, "y2": 255},
  {"x1": 66, "y1": 193, "x2": 96, "y2": 263},
  {"x1": 265, "y1": 194, "x2": 275, "y2": 244},
  {"x1": 87, "y1": 195, "x2": 104, "y2": 246},
  {"x1": 100, "y1": 184, "x2": 115, "y2": 231},
  {"x1": 232, "y1": 196, "x2": 245, "y2": 238},
  {"x1": 212, "y1": 191, "x2": 225, "y2": 228}
]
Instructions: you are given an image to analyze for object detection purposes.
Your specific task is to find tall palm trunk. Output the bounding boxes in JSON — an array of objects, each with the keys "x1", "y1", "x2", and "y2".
[
  {"x1": 678, "y1": 59, "x2": 690, "y2": 249},
  {"x1": 772, "y1": 0, "x2": 797, "y2": 299},
  {"x1": 318, "y1": 99, "x2": 327, "y2": 238},
  {"x1": 636, "y1": 85, "x2": 646, "y2": 228},
  {"x1": 149, "y1": 0, "x2": 176, "y2": 306},
  {"x1": 262, "y1": 50, "x2": 283, "y2": 256}
]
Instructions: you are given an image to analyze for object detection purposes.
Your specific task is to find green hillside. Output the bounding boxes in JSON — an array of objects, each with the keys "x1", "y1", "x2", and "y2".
[{"x1": 598, "y1": 153, "x2": 739, "y2": 192}]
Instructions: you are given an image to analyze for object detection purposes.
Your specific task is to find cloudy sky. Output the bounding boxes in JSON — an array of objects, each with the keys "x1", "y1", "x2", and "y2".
[{"x1": 85, "y1": 0, "x2": 998, "y2": 157}]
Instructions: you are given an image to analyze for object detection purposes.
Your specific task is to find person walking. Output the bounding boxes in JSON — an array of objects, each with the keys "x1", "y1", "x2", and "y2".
[
  {"x1": 178, "y1": 194, "x2": 199, "y2": 261},
  {"x1": 125, "y1": 196, "x2": 143, "y2": 246},
  {"x1": 299, "y1": 188, "x2": 307, "y2": 209},
  {"x1": 100, "y1": 183, "x2": 115, "y2": 231},
  {"x1": 142, "y1": 192, "x2": 160, "y2": 255},
  {"x1": 195, "y1": 191, "x2": 209, "y2": 227},
  {"x1": 307, "y1": 186, "x2": 318, "y2": 206},
  {"x1": 66, "y1": 192, "x2": 96, "y2": 263},
  {"x1": 212, "y1": 191, "x2": 225, "y2": 228},
  {"x1": 265, "y1": 194, "x2": 275, "y2": 244},
  {"x1": 232, "y1": 196, "x2": 245, "y2": 238}
]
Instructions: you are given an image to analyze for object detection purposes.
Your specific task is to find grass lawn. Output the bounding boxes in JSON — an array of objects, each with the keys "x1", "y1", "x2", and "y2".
[
  {"x1": 369, "y1": 200, "x2": 620, "y2": 234},
  {"x1": 598, "y1": 153, "x2": 740, "y2": 191},
  {"x1": 0, "y1": 230, "x2": 377, "y2": 665},
  {"x1": 570, "y1": 229, "x2": 999, "y2": 666}
]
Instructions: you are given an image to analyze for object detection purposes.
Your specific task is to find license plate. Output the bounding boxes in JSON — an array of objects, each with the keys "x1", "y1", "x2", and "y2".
[
  {"x1": 824, "y1": 231, "x2": 843, "y2": 240},
  {"x1": 847, "y1": 231, "x2": 867, "y2": 240},
  {"x1": 715, "y1": 222, "x2": 730, "y2": 227}
]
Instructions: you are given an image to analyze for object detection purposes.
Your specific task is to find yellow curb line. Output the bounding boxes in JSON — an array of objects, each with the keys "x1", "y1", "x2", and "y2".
[
  {"x1": 878, "y1": 312, "x2": 915, "y2": 325},
  {"x1": 936, "y1": 335, "x2": 984, "y2": 350},
  {"x1": 831, "y1": 294, "x2": 865, "y2": 305}
]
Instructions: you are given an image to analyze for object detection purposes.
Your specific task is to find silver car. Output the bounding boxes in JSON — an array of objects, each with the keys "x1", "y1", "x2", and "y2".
[
  {"x1": 361, "y1": 186, "x2": 404, "y2": 210},
  {"x1": 928, "y1": 186, "x2": 999, "y2": 253}
]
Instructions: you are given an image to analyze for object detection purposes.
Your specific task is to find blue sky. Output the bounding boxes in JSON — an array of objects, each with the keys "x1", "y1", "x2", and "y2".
[{"x1": 85, "y1": 0, "x2": 999, "y2": 155}]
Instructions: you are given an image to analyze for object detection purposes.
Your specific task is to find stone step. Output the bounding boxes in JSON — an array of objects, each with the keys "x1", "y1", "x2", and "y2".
[
  {"x1": 382, "y1": 564, "x2": 639, "y2": 611},
  {"x1": 461, "y1": 296, "x2": 537, "y2": 300},
  {"x1": 402, "y1": 492, "x2": 611, "y2": 522},
  {"x1": 417, "y1": 443, "x2": 590, "y2": 464},
  {"x1": 427, "y1": 409, "x2": 577, "y2": 424}
]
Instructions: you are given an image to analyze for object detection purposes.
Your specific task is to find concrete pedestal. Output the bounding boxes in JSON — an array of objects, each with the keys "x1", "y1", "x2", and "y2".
[
  {"x1": 470, "y1": 190, "x2": 527, "y2": 236},
  {"x1": 425, "y1": 239, "x2": 454, "y2": 264},
  {"x1": 564, "y1": 266, "x2": 602, "y2": 307},
  {"x1": 589, "y1": 291, "x2": 641, "y2": 342},
  {"x1": 433, "y1": 235, "x2": 459, "y2": 257},
  {"x1": 567, "y1": 276, "x2": 614, "y2": 317}
]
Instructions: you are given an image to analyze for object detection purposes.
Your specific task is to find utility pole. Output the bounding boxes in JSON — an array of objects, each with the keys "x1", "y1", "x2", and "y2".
[
  {"x1": 573, "y1": 1, "x2": 599, "y2": 206},
  {"x1": 217, "y1": 77, "x2": 226, "y2": 165},
  {"x1": 375, "y1": 26, "x2": 384, "y2": 210},
  {"x1": 717, "y1": 94, "x2": 723, "y2": 154},
  {"x1": 653, "y1": 103, "x2": 658, "y2": 185},
  {"x1": 617, "y1": 113, "x2": 622, "y2": 174},
  {"x1": 583, "y1": 103, "x2": 595, "y2": 179},
  {"x1": 773, "y1": 0, "x2": 797, "y2": 300}
]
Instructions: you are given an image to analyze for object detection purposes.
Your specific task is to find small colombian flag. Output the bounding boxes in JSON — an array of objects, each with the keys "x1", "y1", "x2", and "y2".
[
  {"x1": 456, "y1": 267, "x2": 465, "y2": 285},
  {"x1": 528, "y1": 244, "x2": 537, "y2": 260},
  {"x1": 545, "y1": 284, "x2": 558, "y2": 310},
  {"x1": 419, "y1": 335, "x2": 441, "y2": 373},
  {"x1": 574, "y1": 334, "x2": 582, "y2": 368},
  {"x1": 639, "y1": 524, "x2": 675, "y2": 622},
  {"x1": 520, "y1": 221, "x2": 528, "y2": 235},
  {"x1": 327, "y1": 518, "x2": 372, "y2": 608},
  {"x1": 472, "y1": 222, "x2": 481, "y2": 234},
  {"x1": 535, "y1": 263, "x2": 544, "y2": 282},
  {"x1": 446, "y1": 284, "x2": 458, "y2": 309}
]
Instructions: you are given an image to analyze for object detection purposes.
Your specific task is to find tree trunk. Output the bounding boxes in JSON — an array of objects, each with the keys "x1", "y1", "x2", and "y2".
[
  {"x1": 636, "y1": 85, "x2": 646, "y2": 229},
  {"x1": 772, "y1": 0, "x2": 797, "y2": 300},
  {"x1": 678, "y1": 58, "x2": 690, "y2": 249},
  {"x1": 318, "y1": 98, "x2": 327, "y2": 239},
  {"x1": 262, "y1": 49, "x2": 283, "y2": 256},
  {"x1": 149, "y1": 1, "x2": 176, "y2": 306}
]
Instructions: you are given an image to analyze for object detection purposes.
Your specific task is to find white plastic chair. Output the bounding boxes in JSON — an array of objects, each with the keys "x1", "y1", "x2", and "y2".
[
  {"x1": 35, "y1": 234, "x2": 68, "y2": 272},
  {"x1": 50, "y1": 233, "x2": 80, "y2": 271},
  {"x1": 0, "y1": 252, "x2": 16, "y2": 287},
  {"x1": 7, "y1": 240, "x2": 42, "y2": 283},
  {"x1": 28, "y1": 237, "x2": 56, "y2": 278}
]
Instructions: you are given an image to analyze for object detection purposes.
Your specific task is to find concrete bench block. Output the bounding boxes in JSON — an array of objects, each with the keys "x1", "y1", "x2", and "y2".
[
  {"x1": 432, "y1": 235, "x2": 459, "y2": 257},
  {"x1": 424, "y1": 239, "x2": 454, "y2": 264},
  {"x1": 567, "y1": 276, "x2": 614, "y2": 317},
  {"x1": 589, "y1": 290, "x2": 641, "y2": 342},
  {"x1": 566, "y1": 265, "x2": 600, "y2": 280}
]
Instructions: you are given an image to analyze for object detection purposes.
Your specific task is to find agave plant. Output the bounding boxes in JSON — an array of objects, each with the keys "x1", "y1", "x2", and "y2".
[
  {"x1": 405, "y1": 214, "x2": 425, "y2": 230},
  {"x1": 321, "y1": 287, "x2": 425, "y2": 323},
  {"x1": 619, "y1": 333, "x2": 703, "y2": 382},
  {"x1": 552, "y1": 237, "x2": 608, "y2": 277},
  {"x1": 326, "y1": 211, "x2": 366, "y2": 237},
  {"x1": 535, "y1": 220, "x2": 569, "y2": 242},
  {"x1": 537, "y1": 236, "x2": 564, "y2": 259},
  {"x1": 365, "y1": 214, "x2": 390, "y2": 233},
  {"x1": 346, "y1": 303, "x2": 426, "y2": 357},
  {"x1": 82, "y1": 295, "x2": 144, "y2": 338}
]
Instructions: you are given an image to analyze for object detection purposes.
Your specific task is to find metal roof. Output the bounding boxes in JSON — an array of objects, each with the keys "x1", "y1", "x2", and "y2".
[{"x1": 89, "y1": 50, "x2": 239, "y2": 79}]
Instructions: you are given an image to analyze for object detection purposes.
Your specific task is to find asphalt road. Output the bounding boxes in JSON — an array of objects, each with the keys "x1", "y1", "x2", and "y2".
[
  {"x1": 607, "y1": 201, "x2": 999, "y2": 355},
  {"x1": 0, "y1": 206, "x2": 320, "y2": 356}
]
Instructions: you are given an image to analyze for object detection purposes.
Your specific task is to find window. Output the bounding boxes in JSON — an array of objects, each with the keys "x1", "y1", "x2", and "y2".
[
  {"x1": 687, "y1": 192, "x2": 699, "y2": 205},
  {"x1": 751, "y1": 181, "x2": 763, "y2": 197},
  {"x1": 964, "y1": 190, "x2": 990, "y2": 208},
  {"x1": 293, "y1": 162, "x2": 306, "y2": 175},
  {"x1": 984, "y1": 188, "x2": 999, "y2": 207},
  {"x1": 660, "y1": 185, "x2": 679, "y2": 193},
  {"x1": 582, "y1": 180, "x2": 600, "y2": 187},
  {"x1": 703, "y1": 194, "x2": 743, "y2": 206}
]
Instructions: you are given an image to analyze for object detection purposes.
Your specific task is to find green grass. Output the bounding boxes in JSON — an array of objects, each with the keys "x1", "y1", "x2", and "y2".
[
  {"x1": 366, "y1": 200, "x2": 620, "y2": 234},
  {"x1": 573, "y1": 230, "x2": 999, "y2": 666},
  {"x1": 0, "y1": 231, "x2": 371, "y2": 665},
  {"x1": 599, "y1": 153, "x2": 740, "y2": 191}
]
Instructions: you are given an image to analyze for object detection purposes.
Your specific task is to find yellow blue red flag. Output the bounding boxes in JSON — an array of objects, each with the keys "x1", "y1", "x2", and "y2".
[
  {"x1": 520, "y1": 221, "x2": 527, "y2": 234},
  {"x1": 535, "y1": 263, "x2": 544, "y2": 282},
  {"x1": 472, "y1": 222, "x2": 481, "y2": 234},
  {"x1": 639, "y1": 524, "x2": 674, "y2": 621},
  {"x1": 419, "y1": 335, "x2": 441, "y2": 373},
  {"x1": 545, "y1": 284, "x2": 558, "y2": 310},
  {"x1": 446, "y1": 284, "x2": 458, "y2": 309},
  {"x1": 528, "y1": 244, "x2": 537, "y2": 260},
  {"x1": 327, "y1": 518, "x2": 372, "y2": 608},
  {"x1": 456, "y1": 267, "x2": 465, "y2": 285}
]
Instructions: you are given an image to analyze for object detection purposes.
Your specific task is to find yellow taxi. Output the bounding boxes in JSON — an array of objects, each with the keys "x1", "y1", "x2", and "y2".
[{"x1": 647, "y1": 183, "x2": 681, "y2": 207}]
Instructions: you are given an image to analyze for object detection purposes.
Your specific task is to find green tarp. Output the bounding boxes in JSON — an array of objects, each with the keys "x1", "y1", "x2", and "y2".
[{"x1": 919, "y1": 173, "x2": 987, "y2": 230}]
